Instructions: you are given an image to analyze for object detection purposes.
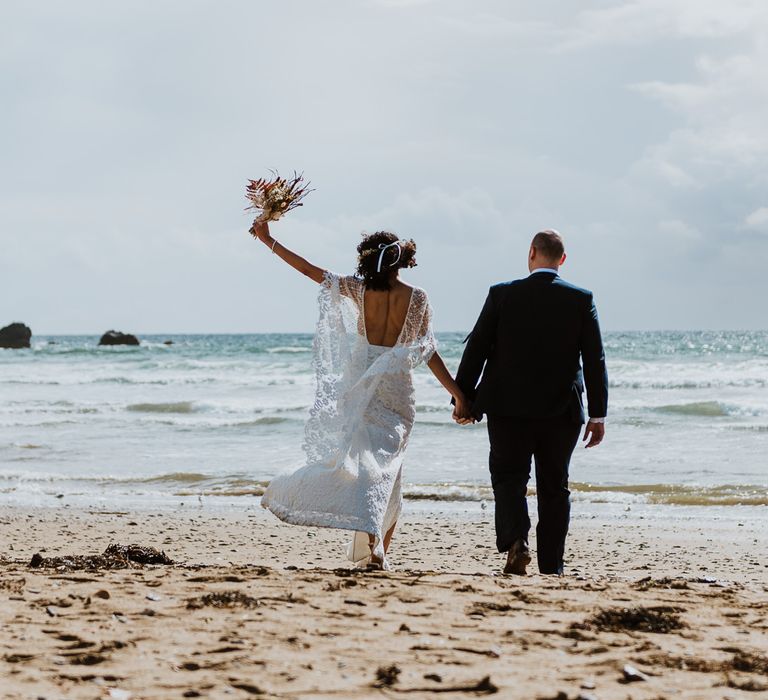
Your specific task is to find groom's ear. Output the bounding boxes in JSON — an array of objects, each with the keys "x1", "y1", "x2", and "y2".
[{"x1": 559, "y1": 252, "x2": 567, "y2": 266}]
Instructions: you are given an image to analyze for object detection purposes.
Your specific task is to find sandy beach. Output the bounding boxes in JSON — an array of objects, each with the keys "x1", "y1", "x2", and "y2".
[
  {"x1": 1, "y1": 504, "x2": 767, "y2": 699},
  {"x1": 5, "y1": 0, "x2": 768, "y2": 696}
]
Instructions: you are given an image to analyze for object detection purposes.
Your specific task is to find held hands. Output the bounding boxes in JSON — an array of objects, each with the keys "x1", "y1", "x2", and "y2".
[
  {"x1": 582, "y1": 420, "x2": 605, "y2": 448},
  {"x1": 452, "y1": 393, "x2": 475, "y2": 426}
]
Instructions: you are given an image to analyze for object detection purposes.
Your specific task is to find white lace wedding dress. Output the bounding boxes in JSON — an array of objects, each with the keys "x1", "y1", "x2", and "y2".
[{"x1": 261, "y1": 272, "x2": 436, "y2": 568}]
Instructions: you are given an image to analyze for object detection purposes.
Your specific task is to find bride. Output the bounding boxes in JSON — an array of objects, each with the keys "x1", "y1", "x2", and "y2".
[{"x1": 250, "y1": 220, "x2": 469, "y2": 569}]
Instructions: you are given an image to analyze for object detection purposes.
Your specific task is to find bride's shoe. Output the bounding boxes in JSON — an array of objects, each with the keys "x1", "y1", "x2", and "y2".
[
  {"x1": 367, "y1": 544, "x2": 390, "y2": 571},
  {"x1": 366, "y1": 545, "x2": 386, "y2": 570},
  {"x1": 349, "y1": 534, "x2": 390, "y2": 571}
]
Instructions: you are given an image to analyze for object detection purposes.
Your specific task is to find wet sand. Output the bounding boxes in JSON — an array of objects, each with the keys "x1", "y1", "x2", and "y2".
[{"x1": 1, "y1": 504, "x2": 767, "y2": 699}]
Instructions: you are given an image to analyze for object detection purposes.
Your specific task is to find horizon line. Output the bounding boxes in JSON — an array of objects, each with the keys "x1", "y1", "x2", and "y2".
[{"x1": 7, "y1": 328, "x2": 768, "y2": 337}]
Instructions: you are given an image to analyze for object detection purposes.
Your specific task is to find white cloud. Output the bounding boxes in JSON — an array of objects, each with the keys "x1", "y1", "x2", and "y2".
[
  {"x1": 626, "y1": 40, "x2": 768, "y2": 231},
  {"x1": 658, "y1": 219, "x2": 702, "y2": 241},
  {"x1": 745, "y1": 207, "x2": 768, "y2": 230},
  {"x1": 630, "y1": 150, "x2": 700, "y2": 188},
  {"x1": 334, "y1": 186, "x2": 505, "y2": 245},
  {"x1": 630, "y1": 51, "x2": 768, "y2": 166},
  {"x1": 562, "y1": 0, "x2": 768, "y2": 48},
  {"x1": 439, "y1": 14, "x2": 554, "y2": 40}
]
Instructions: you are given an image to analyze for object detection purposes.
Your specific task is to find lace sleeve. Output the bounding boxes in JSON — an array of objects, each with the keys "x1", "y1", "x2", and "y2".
[
  {"x1": 324, "y1": 272, "x2": 364, "y2": 304},
  {"x1": 409, "y1": 288, "x2": 437, "y2": 366},
  {"x1": 306, "y1": 272, "x2": 361, "y2": 463}
]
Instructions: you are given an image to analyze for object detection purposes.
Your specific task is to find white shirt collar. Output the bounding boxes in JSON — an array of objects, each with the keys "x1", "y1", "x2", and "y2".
[{"x1": 529, "y1": 267, "x2": 559, "y2": 276}]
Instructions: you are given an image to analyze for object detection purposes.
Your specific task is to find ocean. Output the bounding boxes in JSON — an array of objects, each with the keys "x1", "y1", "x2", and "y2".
[{"x1": 1, "y1": 331, "x2": 767, "y2": 511}]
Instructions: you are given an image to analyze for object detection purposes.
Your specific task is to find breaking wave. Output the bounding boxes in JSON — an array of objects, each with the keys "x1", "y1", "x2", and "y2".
[
  {"x1": 653, "y1": 401, "x2": 733, "y2": 417},
  {"x1": 126, "y1": 401, "x2": 199, "y2": 414},
  {"x1": 1, "y1": 472, "x2": 764, "y2": 506}
]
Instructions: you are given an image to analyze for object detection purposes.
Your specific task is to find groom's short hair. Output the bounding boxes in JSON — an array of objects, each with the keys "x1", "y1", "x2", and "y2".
[{"x1": 531, "y1": 229, "x2": 565, "y2": 261}]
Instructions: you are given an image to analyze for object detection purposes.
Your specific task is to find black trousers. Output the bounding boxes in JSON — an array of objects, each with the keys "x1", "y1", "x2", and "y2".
[{"x1": 487, "y1": 413, "x2": 581, "y2": 574}]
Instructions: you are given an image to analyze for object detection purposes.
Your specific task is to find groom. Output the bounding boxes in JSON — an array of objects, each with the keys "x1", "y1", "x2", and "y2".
[{"x1": 454, "y1": 230, "x2": 608, "y2": 575}]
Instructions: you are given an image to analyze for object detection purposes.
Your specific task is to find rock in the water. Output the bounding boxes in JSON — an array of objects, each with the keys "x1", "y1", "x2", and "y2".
[
  {"x1": 0, "y1": 322, "x2": 31, "y2": 349},
  {"x1": 98, "y1": 330, "x2": 140, "y2": 346},
  {"x1": 162, "y1": 339, "x2": 174, "y2": 345}
]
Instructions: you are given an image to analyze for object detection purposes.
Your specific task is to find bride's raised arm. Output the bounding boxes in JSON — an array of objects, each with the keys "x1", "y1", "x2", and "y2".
[{"x1": 249, "y1": 220, "x2": 326, "y2": 284}]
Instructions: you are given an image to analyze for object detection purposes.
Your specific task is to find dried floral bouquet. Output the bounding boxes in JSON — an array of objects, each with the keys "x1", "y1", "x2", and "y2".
[{"x1": 245, "y1": 171, "x2": 313, "y2": 223}]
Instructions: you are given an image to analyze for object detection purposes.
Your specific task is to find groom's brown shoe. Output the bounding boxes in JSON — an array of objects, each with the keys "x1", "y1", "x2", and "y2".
[{"x1": 503, "y1": 539, "x2": 531, "y2": 575}]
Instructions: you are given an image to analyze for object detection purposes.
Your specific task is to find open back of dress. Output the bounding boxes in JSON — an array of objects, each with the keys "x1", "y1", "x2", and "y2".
[{"x1": 261, "y1": 272, "x2": 436, "y2": 567}]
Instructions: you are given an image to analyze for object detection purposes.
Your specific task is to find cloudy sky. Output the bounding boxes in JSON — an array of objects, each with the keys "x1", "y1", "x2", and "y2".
[{"x1": 2, "y1": 0, "x2": 767, "y2": 334}]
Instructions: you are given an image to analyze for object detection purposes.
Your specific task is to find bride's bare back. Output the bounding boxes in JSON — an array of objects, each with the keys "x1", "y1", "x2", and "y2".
[
  {"x1": 247, "y1": 218, "x2": 471, "y2": 429},
  {"x1": 363, "y1": 281, "x2": 414, "y2": 347}
]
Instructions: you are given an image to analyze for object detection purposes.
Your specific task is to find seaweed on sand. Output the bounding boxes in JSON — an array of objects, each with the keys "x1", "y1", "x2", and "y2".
[
  {"x1": 28, "y1": 544, "x2": 173, "y2": 570},
  {"x1": 573, "y1": 606, "x2": 685, "y2": 634}
]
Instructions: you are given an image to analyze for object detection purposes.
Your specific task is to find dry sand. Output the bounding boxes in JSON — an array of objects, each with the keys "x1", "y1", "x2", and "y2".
[{"x1": 1, "y1": 504, "x2": 767, "y2": 699}]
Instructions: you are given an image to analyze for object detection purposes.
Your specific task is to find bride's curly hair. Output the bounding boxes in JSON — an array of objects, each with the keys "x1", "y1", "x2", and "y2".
[{"x1": 356, "y1": 231, "x2": 417, "y2": 291}]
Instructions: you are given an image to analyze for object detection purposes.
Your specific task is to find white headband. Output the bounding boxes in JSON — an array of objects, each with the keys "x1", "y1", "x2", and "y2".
[{"x1": 376, "y1": 241, "x2": 402, "y2": 273}]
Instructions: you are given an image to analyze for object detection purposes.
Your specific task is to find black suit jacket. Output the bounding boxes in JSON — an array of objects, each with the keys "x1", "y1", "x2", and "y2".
[{"x1": 455, "y1": 272, "x2": 608, "y2": 423}]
